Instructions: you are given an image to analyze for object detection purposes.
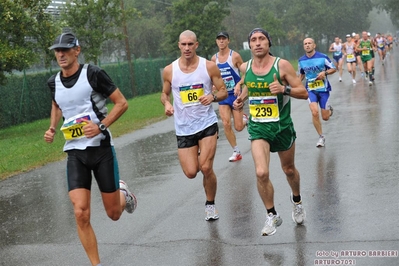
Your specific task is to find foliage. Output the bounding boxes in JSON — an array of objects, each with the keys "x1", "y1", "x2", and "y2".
[
  {"x1": 373, "y1": 0, "x2": 399, "y2": 28},
  {"x1": 0, "y1": 0, "x2": 59, "y2": 85},
  {"x1": 163, "y1": 0, "x2": 232, "y2": 59},
  {"x1": 61, "y1": 0, "x2": 139, "y2": 64}
]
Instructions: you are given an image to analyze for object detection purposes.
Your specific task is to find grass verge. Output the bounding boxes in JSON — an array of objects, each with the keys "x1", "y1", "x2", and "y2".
[{"x1": 0, "y1": 93, "x2": 166, "y2": 180}]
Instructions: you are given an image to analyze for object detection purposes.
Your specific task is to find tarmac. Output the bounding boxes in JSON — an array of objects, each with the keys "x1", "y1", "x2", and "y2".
[{"x1": 1, "y1": 51, "x2": 398, "y2": 266}]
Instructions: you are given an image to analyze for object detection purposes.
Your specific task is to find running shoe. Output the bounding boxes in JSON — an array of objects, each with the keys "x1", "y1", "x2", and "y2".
[
  {"x1": 261, "y1": 212, "x2": 283, "y2": 236},
  {"x1": 119, "y1": 180, "x2": 137, "y2": 214},
  {"x1": 339, "y1": 77, "x2": 342, "y2": 82},
  {"x1": 205, "y1": 204, "x2": 219, "y2": 221},
  {"x1": 316, "y1": 136, "x2": 325, "y2": 147},
  {"x1": 229, "y1": 151, "x2": 242, "y2": 162},
  {"x1": 290, "y1": 193, "x2": 306, "y2": 224},
  {"x1": 369, "y1": 80, "x2": 373, "y2": 86},
  {"x1": 243, "y1": 113, "x2": 248, "y2": 127},
  {"x1": 352, "y1": 79, "x2": 356, "y2": 84},
  {"x1": 329, "y1": 105, "x2": 334, "y2": 117}
]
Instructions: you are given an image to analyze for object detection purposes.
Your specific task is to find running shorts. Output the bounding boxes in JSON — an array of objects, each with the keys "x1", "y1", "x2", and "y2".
[
  {"x1": 308, "y1": 90, "x2": 331, "y2": 110},
  {"x1": 66, "y1": 146, "x2": 120, "y2": 192},
  {"x1": 219, "y1": 92, "x2": 237, "y2": 109},
  {"x1": 176, "y1": 123, "x2": 218, "y2": 148},
  {"x1": 248, "y1": 121, "x2": 296, "y2": 153}
]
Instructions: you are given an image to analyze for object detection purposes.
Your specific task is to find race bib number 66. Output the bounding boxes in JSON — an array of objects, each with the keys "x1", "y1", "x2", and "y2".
[
  {"x1": 179, "y1": 83, "x2": 205, "y2": 106},
  {"x1": 61, "y1": 113, "x2": 92, "y2": 140}
]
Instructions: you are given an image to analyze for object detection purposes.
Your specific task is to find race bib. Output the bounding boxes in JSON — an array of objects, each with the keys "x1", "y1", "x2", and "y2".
[
  {"x1": 249, "y1": 96, "x2": 279, "y2": 123},
  {"x1": 334, "y1": 51, "x2": 341, "y2": 56},
  {"x1": 378, "y1": 43, "x2": 384, "y2": 48},
  {"x1": 362, "y1": 50, "x2": 370, "y2": 56},
  {"x1": 61, "y1": 113, "x2": 91, "y2": 140},
  {"x1": 223, "y1": 76, "x2": 235, "y2": 91},
  {"x1": 347, "y1": 54, "x2": 355, "y2": 60},
  {"x1": 308, "y1": 79, "x2": 325, "y2": 90},
  {"x1": 179, "y1": 83, "x2": 205, "y2": 106}
]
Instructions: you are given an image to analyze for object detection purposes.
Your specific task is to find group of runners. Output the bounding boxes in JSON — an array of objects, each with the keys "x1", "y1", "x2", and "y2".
[
  {"x1": 43, "y1": 28, "x2": 391, "y2": 265},
  {"x1": 329, "y1": 31, "x2": 395, "y2": 85}
]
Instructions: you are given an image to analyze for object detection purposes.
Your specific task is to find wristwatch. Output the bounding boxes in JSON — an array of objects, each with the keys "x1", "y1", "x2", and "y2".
[
  {"x1": 283, "y1": 85, "x2": 291, "y2": 95},
  {"x1": 213, "y1": 94, "x2": 218, "y2": 102},
  {"x1": 98, "y1": 123, "x2": 107, "y2": 132}
]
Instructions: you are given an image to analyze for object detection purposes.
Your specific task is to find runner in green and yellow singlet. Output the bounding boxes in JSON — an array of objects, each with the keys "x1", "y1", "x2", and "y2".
[
  {"x1": 356, "y1": 31, "x2": 376, "y2": 85},
  {"x1": 233, "y1": 28, "x2": 308, "y2": 236}
]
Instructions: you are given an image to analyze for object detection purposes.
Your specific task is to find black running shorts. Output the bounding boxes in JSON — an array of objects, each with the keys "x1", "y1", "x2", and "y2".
[
  {"x1": 176, "y1": 123, "x2": 218, "y2": 149},
  {"x1": 66, "y1": 146, "x2": 120, "y2": 192}
]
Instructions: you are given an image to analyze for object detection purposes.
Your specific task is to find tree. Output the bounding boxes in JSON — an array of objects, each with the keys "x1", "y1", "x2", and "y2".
[
  {"x1": 163, "y1": 0, "x2": 232, "y2": 59},
  {"x1": 0, "y1": 0, "x2": 59, "y2": 84},
  {"x1": 61, "y1": 0, "x2": 139, "y2": 64},
  {"x1": 373, "y1": 0, "x2": 399, "y2": 28}
]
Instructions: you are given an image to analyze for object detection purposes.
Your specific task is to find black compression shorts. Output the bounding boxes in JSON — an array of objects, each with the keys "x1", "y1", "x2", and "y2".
[{"x1": 66, "y1": 146, "x2": 120, "y2": 192}]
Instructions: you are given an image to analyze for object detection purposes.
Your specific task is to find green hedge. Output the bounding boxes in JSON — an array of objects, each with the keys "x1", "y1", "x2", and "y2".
[{"x1": 0, "y1": 56, "x2": 174, "y2": 129}]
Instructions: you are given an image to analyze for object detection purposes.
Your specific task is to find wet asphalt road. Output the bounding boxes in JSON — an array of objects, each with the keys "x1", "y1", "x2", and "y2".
[{"x1": 1, "y1": 51, "x2": 399, "y2": 266}]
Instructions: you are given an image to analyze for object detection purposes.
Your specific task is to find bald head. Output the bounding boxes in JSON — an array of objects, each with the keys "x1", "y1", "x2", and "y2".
[
  {"x1": 179, "y1": 30, "x2": 197, "y2": 42},
  {"x1": 303, "y1": 37, "x2": 316, "y2": 55},
  {"x1": 303, "y1": 38, "x2": 315, "y2": 45}
]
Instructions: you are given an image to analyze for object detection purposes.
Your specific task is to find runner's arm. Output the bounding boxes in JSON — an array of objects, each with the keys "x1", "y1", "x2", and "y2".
[
  {"x1": 44, "y1": 101, "x2": 62, "y2": 143},
  {"x1": 270, "y1": 59, "x2": 308, "y2": 100},
  {"x1": 160, "y1": 64, "x2": 174, "y2": 116},
  {"x1": 204, "y1": 60, "x2": 227, "y2": 104}
]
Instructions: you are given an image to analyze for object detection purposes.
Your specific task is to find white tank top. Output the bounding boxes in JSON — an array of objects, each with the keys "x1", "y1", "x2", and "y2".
[
  {"x1": 171, "y1": 57, "x2": 218, "y2": 136},
  {"x1": 55, "y1": 65, "x2": 113, "y2": 151},
  {"x1": 333, "y1": 43, "x2": 342, "y2": 55}
]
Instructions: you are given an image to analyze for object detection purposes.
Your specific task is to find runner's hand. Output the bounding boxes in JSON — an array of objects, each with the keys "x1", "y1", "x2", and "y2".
[
  {"x1": 269, "y1": 73, "x2": 284, "y2": 94},
  {"x1": 233, "y1": 96, "x2": 243, "y2": 110},
  {"x1": 83, "y1": 121, "x2": 101, "y2": 138},
  {"x1": 44, "y1": 128, "x2": 56, "y2": 143},
  {"x1": 164, "y1": 102, "x2": 174, "y2": 116},
  {"x1": 234, "y1": 83, "x2": 241, "y2": 96}
]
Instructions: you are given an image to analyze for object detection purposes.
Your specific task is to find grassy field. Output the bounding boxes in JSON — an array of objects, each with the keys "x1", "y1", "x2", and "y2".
[{"x1": 0, "y1": 93, "x2": 166, "y2": 180}]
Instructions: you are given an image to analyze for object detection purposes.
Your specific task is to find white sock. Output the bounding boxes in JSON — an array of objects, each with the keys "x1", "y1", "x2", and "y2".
[{"x1": 233, "y1": 146, "x2": 240, "y2": 153}]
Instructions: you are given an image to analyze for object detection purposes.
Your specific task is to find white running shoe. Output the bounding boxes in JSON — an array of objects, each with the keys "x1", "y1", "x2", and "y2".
[
  {"x1": 261, "y1": 212, "x2": 283, "y2": 236},
  {"x1": 316, "y1": 136, "x2": 325, "y2": 147},
  {"x1": 290, "y1": 194, "x2": 306, "y2": 224},
  {"x1": 119, "y1": 180, "x2": 137, "y2": 214},
  {"x1": 205, "y1": 204, "x2": 219, "y2": 221},
  {"x1": 229, "y1": 151, "x2": 242, "y2": 162},
  {"x1": 243, "y1": 113, "x2": 248, "y2": 127},
  {"x1": 339, "y1": 77, "x2": 342, "y2": 82},
  {"x1": 352, "y1": 79, "x2": 356, "y2": 84},
  {"x1": 369, "y1": 81, "x2": 373, "y2": 86}
]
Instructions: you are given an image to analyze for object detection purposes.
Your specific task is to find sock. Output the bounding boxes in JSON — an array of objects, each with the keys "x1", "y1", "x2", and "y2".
[
  {"x1": 233, "y1": 146, "x2": 240, "y2": 153},
  {"x1": 206, "y1": 200, "x2": 215, "y2": 205},
  {"x1": 267, "y1": 207, "x2": 277, "y2": 215},
  {"x1": 372, "y1": 67, "x2": 375, "y2": 75},
  {"x1": 369, "y1": 72, "x2": 372, "y2": 80},
  {"x1": 293, "y1": 194, "x2": 301, "y2": 204}
]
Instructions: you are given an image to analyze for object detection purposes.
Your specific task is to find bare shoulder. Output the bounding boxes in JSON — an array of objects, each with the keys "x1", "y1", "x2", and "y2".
[
  {"x1": 206, "y1": 59, "x2": 219, "y2": 72},
  {"x1": 278, "y1": 58, "x2": 295, "y2": 71},
  {"x1": 163, "y1": 63, "x2": 173, "y2": 81},
  {"x1": 210, "y1": 54, "x2": 216, "y2": 62}
]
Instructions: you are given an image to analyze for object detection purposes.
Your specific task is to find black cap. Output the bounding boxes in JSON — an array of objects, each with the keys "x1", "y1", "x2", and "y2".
[
  {"x1": 248, "y1": 28, "x2": 272, "y2": 47},
  {"x1": 49, "y1": 33, "x2": 79, "y2": 50},
  {"x1": 216, "y1": 31, "x2": 229, "y2": 39}
]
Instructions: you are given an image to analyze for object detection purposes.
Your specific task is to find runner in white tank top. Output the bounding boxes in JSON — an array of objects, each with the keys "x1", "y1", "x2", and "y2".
[
  {"x1": 343, "y1": 34, "x2": 357, "y2": 84},
  {"x1": 161, "y1": 30, "x2": 227, "y2": 221}
]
